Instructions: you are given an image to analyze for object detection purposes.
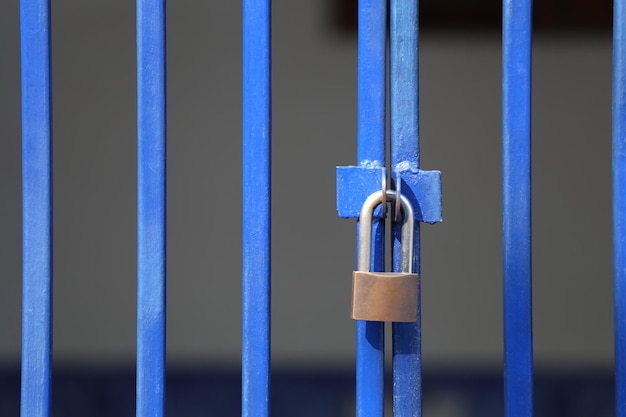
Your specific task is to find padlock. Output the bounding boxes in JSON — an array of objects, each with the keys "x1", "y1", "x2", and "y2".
[{"x1": 351, "y1": 189, "x2": 419, "y2": 322}]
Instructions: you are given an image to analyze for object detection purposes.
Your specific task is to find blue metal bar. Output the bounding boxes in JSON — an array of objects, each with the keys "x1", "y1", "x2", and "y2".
[
  {"x1": 503, "y1": 0, "x2": 533, "y2": 416},
  {"x1": 20, "y1": 0, "x2": 52, "y2": 416},
  {"x1": 389, "y1": 2, "x2": 421, "y2": 417},
  {"x1": 242, "y1": 0, "x2": 271, "y2": 416},
  {"x1": 355, "y1": 2, "x2": 387, "y2": 417},
  {"x1": 614, "y1": 1, "x2": 626, "y2": 415},
  {"x1": 357, "y1": 0, "x2": 387, "y2": 168},
  {"x1": 390, "y1": 0, "x2": 419, "y2": 170},
  {"x1": 136, "y1": 0, "x2": 166, "y2": 416}
]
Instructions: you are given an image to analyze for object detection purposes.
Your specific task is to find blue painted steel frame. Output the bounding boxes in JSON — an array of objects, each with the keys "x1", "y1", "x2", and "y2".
[
  {"x1": 242, "y1": 1, "x2": 271, "y2": 417},
  {"x1": 503, "y1": 0, "x2": 533, "y2": 416},
  {"x1": 136, "y1": 1, "x2": 167, "y2": 416},
  {"x1": 389, "y1": 2, "x2": 422, "y2": 417},
  {"x1": 20, "y1": 1, "x2": 52, "y2": 416},
  {"x1": 615, "y1": 1, "x2": 626, "y2": 415},
  {"x1": 355, "y1": 2, "x2": 387, "y2": 417}
]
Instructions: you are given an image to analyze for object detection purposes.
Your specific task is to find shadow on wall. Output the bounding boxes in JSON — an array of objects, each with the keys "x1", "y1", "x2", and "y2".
[{"x1": 325, "y1": 0, "x2": 612, "y2": 33}]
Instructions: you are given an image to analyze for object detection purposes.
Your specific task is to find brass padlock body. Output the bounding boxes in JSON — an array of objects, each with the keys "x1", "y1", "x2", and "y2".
[
  {"x1": 352, "y1": 271, "x2": 419, "y2": 322},
  {"x1": 351, "y1": 189, "x2": 419, "y2": 322}
]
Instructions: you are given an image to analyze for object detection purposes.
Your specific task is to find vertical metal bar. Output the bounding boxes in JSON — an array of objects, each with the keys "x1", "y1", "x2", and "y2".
[
  {"x1": 614, "y1": 1, "x2": 626, "y2": 415},
  {"x1": 242, "y1": 0, "x2": 271, "y2": 416},
  {"x1": 356, "y1": 2, "x2": 387, "y2": 417},
  {"x1": 389, "y1": 1, "x2": 421, "y2": 417},
  {"x1": 390, "y1": 0, "x2": 419, "y2": 168},
  {"x1": 136, "y1": 0, "x2": 167, "y2": 416},
  {"x1": 358, "y1": 0, "x2": 387, "y2": 166},
  {"x1": 20, "y1": 0, "x2": 52, "y2": 416},
  {"x1": 503, "y1": 0, "x2": 533, "y2": 416}
]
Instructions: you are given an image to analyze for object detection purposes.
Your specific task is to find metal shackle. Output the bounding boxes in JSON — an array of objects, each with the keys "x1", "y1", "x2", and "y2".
[{"x1": 358, "y1": 189, "x2": 415, "y2": 273}]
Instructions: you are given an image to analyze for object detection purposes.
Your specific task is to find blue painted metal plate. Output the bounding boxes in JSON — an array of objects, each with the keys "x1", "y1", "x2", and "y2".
[{"x1": 336, "y1": 167, "x2": 442, "y2": 223}]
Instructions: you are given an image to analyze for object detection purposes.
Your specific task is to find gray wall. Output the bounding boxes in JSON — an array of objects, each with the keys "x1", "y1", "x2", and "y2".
[{"x1": 0, "y1": 1, "x2": 614, "y2": 369}]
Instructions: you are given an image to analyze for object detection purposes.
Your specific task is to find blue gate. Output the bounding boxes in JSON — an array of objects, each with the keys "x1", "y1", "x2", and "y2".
[{"x1": 14, "y1": 0, "x2": 625, "y2": 416}]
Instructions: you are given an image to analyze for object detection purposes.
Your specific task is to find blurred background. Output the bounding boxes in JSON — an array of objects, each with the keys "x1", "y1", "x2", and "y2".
[{"x1": 0, "y1": 0, "x2": 616, "y2": 415}]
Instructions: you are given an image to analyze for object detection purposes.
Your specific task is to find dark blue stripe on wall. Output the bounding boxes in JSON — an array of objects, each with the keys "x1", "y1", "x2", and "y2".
[
  {"x1": 20, "y1": 0, "x2": 53, "y2": 416},
  {"x1": 136, "y1": 0, "x2": 167, "y2": 416},
  {"x1": 1, "y1": 366, "x2": 617, "y2": 417},
  {"x1": 242, "y1": 0, "x2": 271, "y2": 416},
  {"x1": 502, "y1": 0, "x2": 534, "y2": 416}
]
